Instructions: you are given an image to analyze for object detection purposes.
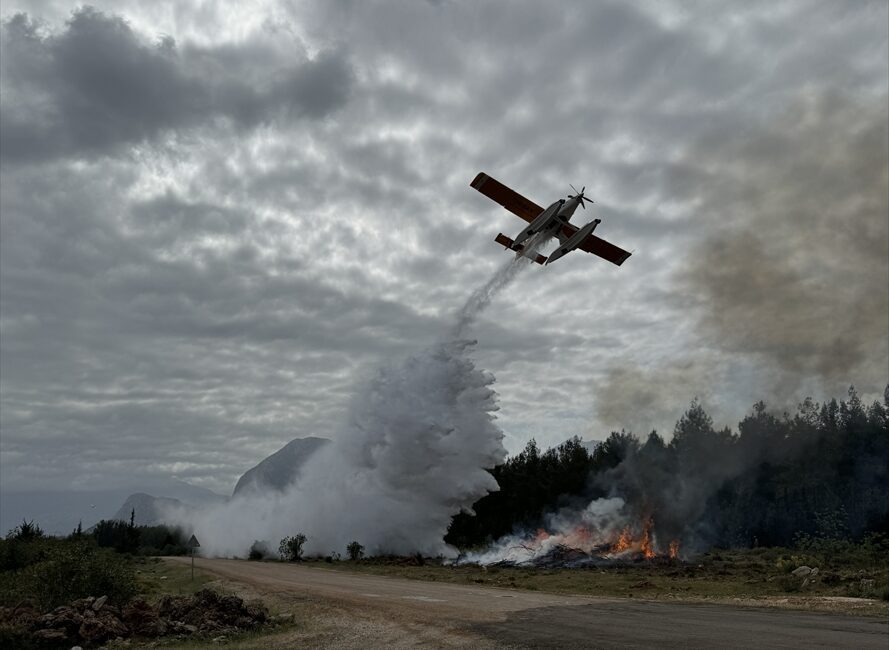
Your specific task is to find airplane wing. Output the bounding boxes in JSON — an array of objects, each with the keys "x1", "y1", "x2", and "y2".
[
  {"x1": 470, "y1": 172, "x2": 544, "y2": 223},
  {"x1": 560, "y1": 223, "x2": 632, "y2": 266}
]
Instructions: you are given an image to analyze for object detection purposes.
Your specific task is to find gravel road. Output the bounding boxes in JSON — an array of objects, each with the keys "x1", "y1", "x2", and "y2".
[{"x1": 171, "y1": 557, "x2": 888, "y2": 649}]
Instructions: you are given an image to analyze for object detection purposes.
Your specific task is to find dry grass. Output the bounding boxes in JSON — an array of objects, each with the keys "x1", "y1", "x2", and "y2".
[{"x1": 311, "y1": 548, "x2": 889, "y2": 617}]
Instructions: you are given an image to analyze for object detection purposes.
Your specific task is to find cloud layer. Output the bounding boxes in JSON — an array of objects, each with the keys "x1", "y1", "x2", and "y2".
[
  {"x1": 1, "y1": 7, "x2": 352, "y2": 162},
  {"x1": 1, "y1": 1, "x2": 886, "y2": 496}
]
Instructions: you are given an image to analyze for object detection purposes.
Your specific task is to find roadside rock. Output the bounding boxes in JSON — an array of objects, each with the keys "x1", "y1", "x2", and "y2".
[
  {"x1": 791, "y1": 566, "x2": 812, "y2": 577},
  {"x1": 122, "y1": 598, "x2": 166, "y2": 637},
  {"x1": 78, "y1": 613, "x2": 128, "y2": 645},
  {"x1": 32, "y1": 626, "x2": 70, "y2": 644},
  {"x1": 36, "y1": 605, "x2": 83, "y2": 636},
  {"x1": 11, "y1": 588, "x2": 269, "y2": 648}
]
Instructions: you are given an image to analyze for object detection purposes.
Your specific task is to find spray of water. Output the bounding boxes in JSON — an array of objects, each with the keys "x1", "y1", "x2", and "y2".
[
  {"x1": 453, "y1": 256, "x2": 531, "y2": 337},
  {"x1": 171, "y1": 248, "x2": 536, "y2": 557}
]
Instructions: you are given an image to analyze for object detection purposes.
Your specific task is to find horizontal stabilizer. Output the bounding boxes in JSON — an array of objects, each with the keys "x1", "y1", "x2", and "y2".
[{"x1": 494, "y1": 233, "x2": 546, "y2": 265}]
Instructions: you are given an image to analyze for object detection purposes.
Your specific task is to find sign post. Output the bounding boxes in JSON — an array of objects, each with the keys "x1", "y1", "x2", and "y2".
[{"x1": 186, "y1": 534, "x2": 201, "y2": 581}]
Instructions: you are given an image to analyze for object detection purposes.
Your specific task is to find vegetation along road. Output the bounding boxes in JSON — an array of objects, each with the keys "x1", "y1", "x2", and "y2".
[{"x1": 171, "y1": 557, "x2": 889, "y2": 649}]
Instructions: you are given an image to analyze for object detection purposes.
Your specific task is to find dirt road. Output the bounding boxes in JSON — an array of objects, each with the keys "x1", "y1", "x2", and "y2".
[{"x1": 171, "y1": 557, "x2": 888, "y2": 648}]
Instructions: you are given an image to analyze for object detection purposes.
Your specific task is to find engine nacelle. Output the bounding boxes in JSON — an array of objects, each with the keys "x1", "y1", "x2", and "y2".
[{"x1": 545, "y1": 219, "x2": 600, "y2": 265}]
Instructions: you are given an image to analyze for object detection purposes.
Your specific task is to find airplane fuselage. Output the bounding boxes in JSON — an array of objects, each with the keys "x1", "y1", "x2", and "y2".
[{"x1": 511, "y1": 196, "x2": 584, "y2": 249}]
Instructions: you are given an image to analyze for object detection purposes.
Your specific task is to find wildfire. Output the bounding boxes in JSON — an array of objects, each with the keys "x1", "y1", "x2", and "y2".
[
  {"x1": 640, "y1": 519, "x2": 655, "y2": 560},
  {"x1": 569, "y1": 526, "x2": 594, "y2": 545},
  {"x1": 669, "y1": 539, "x2": 680, "y2": 559},
  {"x1": 610, "y1": 526, "x2": 633, "y2": 553},
  {"x1": 483, "y1": 514, "x2": 684, "y2": 567}
]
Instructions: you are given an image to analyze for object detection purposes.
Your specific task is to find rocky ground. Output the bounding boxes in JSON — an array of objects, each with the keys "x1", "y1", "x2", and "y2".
[{"x1": 0, "y1": 588, "x2": 270, "y2": 648}]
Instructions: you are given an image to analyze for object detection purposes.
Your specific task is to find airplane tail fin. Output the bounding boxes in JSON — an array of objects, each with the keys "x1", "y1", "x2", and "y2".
[{"x1": 494, "y1": 233, "x2": 547, "y2": 265}]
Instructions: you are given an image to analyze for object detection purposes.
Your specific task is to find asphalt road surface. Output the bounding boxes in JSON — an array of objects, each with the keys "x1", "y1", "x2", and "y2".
[{"x1": 173, "y1": 557, "x2": 888, "y2": 649}]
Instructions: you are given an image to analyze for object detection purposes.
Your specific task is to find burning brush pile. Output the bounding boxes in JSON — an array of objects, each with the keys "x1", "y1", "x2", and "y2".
[{"x1": 462, "y1": 497, "x2": 682, "y2": 568}]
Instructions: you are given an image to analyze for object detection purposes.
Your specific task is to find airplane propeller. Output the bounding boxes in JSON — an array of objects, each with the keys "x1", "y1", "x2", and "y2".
[{"x1": 569, "y1": 184, "x2": 593, "y2": 209}]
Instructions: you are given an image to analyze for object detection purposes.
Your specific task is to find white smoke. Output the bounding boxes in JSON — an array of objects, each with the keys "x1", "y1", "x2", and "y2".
[
  {"x1": 463, "y1": 496, "x2": 631, "y2": 565},
  {"x1": 172, "y1": 255, "x2": 533, "y2": 558}
]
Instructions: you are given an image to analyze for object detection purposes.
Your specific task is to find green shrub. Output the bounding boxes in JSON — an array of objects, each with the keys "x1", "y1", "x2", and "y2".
[
  {"x1": 137, "y1": 524, "x2": 187, "y2": 555},
  {"x1": 6, "y1": 520, "x2": 45, "y2": 541},
  {"x1": 248, "y1": 540, "x2": 271, "y2": 560},
  {"x1": 346, "y1": 541, "x2": 365, "y2": 561},
  {"x1": 775, "y1": 553, "x2": 821, "y2": 573},
  {"x1": 93, "y1": 519, "x2": 140, "y2": 554},
  {"x1": 0, "y1": 537, "x2": 51, "y2": 572},
  {"x1": 821, "y1": 572, "x2": 842, "y2": 586},
  {"x1": 4, "y1": 540, "x2": 136, "y2": 610},
  {"x1": 279, "y1": 534, "x2": 307, "y2": 562},
  {"x1": 776, "y1": 575, "x2": 801, "y2": 592},
  {"x1": 0, "y1": 623, "x2": 37, "y2": 650}
]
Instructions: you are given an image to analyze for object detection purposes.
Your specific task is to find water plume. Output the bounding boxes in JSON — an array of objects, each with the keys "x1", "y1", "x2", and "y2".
[
  {"x1": 172, "y1": 250, "x2": 538, "y2": 557},
  {"x1": 453, "y1": 234, "x2": 547, "y2": 337}
]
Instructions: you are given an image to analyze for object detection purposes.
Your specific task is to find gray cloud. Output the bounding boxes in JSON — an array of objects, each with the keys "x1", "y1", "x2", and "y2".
[
  {"x1": 1, "y1": 1, "x2": 886, "y2": 501},
  {"x1": 0, "y1": 7, "x2": 353, "y2": 163}
]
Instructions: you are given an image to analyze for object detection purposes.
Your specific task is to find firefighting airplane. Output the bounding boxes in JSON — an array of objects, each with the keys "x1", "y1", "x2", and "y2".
[{"x1": 470, "y1": 172, "x2": 631, "y2": 266}]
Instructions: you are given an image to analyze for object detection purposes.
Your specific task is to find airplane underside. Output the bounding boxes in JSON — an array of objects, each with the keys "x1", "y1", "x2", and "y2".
[{"x1": 471, "y1": 172, "x2": 632, "y2": 268}]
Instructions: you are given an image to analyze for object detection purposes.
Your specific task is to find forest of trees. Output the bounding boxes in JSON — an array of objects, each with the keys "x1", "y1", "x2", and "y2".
[{"x1": 446, "y1": 386, "x2": 889, "y2": 551}]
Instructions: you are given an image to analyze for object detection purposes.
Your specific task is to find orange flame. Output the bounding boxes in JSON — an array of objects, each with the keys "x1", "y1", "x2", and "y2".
[
  {"x1": 611, "y1": 526, "x2": 632, "y2": 553},
  {"x1": 640, "y1": 519, "x2": 655, "y2": 559},
  {"x1": 669, "y1": 539, "x2": 680, "y2": 559}
]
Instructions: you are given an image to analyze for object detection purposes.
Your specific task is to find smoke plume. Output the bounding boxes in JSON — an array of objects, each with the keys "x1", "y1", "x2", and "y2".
[{"x1": 594, "y1": 90, "x2": 889, "y2": 433}]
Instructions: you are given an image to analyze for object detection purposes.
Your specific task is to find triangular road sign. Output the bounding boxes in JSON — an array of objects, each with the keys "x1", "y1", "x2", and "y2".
[{"x1": 187, "y1": 534, "x2": 201, "y2": 548}]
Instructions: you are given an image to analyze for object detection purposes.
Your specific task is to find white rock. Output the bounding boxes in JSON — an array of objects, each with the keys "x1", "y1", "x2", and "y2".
[{"x1": 791, "y1": 566, "x2": 812, "y2": 577}]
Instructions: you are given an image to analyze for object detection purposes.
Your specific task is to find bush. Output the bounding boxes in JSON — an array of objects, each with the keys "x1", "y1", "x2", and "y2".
[
  {"x1": 0, "y1": 624, "x2": 37, "y2": 650},
  {"x1": 821, "y1": 572, "x2": 842, "y2": 586},
  {"x1": 278, "y1": 534, "x2": 307, "y2": 562},
  {"x1": 93, "y1": 519, "x2": 140, "y2": 554},
  {"x1": 346, "y1": 541, "x2": 365, "y2": 561},
  {"x1": 6, "y1": 520, "x2": 45, "y2": 541},
  {"x1": 137, "y1": 524, "x2": 188, "y2": 555},
  {"x1": 0, "y1": 539, "x2": 136, "y2": 610},
  {"x1": 248, "y1": 540, "x2": 271, "y2": 560},
  {"x1": 775, "y1": 554, "x2": 816, "y2": 573},
  {"x1": 0, "y1": 537, "x2": 50, "y2": 572},
  {"x1": 776, "y1": 575, "x2": 801, "y2": 593}
]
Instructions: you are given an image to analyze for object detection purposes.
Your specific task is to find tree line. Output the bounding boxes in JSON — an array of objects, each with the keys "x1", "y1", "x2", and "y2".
[{"x1": 446, "y1": 386, "x2": 889, "y2": 550}]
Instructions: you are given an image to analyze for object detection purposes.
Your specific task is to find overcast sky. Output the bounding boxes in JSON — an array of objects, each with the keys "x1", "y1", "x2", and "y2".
[{"x1": 2, "y1": 1, "x2": 887, "y2": 495}]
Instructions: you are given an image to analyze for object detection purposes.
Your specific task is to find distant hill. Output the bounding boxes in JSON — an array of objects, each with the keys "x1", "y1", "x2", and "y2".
[
  {"x1": 2, "y1": 479, "x2": 225, "y2": 537},
  {"x1": 111, "y1": 493, "x2": 186, "y2": 526},
  {"x1": 232, "y1": 436, "x2": 331, "y2": 497}
]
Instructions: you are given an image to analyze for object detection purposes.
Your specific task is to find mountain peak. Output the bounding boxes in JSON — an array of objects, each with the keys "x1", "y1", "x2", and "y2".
[{"x1": 232, "y1": 436, "x2": 331, "y2": 497}]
